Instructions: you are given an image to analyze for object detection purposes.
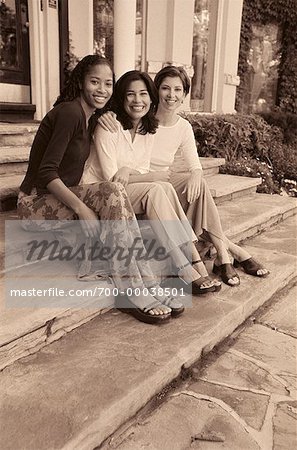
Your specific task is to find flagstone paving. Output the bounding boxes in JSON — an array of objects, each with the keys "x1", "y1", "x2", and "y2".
[{"x1": 103, "y1": 282, "x2": 297, "y2": 450}]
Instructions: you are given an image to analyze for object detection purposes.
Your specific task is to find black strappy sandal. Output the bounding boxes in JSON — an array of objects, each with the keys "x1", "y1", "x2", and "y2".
[
  {"x1": 234, "y1": 258, "x2": 269, "y2": 277},
  {"x1": 192, "y1": 260, "x2": 222, "y2": 292},
  {"x1": 115, "y1": 295, "x2": 171, "y2": 324},
  {"x1": 213, "y1": 263, "x2": 240, "y2": 286}
]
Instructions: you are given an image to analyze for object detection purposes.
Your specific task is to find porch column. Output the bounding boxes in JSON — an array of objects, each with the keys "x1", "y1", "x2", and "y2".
[
  {"x1": 113, "y1": 0, "x2": 136, "y2": 79},
  {"x1": 68, "y1": 0, "x2": 93, "y2": 58},
  {"x1": 209, "y1": 0, "x2": 243, "y2": 113},
  {"x1": 146, "y1": 0, "x2": 195, "y2": 111}
]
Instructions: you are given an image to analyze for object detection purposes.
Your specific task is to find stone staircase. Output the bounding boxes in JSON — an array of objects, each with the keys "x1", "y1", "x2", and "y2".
[
  {"x1": 0, "y1": 122, "x2": 296, "y2": 371},
  {"x1": 0, "y1": 122, "x2": 296, "y2": 449},
  {"x1": 0, "y1": 123, "x2": 261, "y2": 211},
  {"x1": 0, "y1": 123, "x2": 38, "y2": 211}
]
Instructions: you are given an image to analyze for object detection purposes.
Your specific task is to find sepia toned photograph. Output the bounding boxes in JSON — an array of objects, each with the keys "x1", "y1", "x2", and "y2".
[{"x1": 0, "y1": 0, "x2": 296, "y2": 449}]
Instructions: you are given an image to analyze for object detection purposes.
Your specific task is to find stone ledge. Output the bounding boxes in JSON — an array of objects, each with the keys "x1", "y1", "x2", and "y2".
[
  {"x1": 0, "y1": 146, "x2": 30, "y2": 163},
  {"x1": 219, "y1": 193, "x2": 297, "y2": 243},
  {"x1": 207, "y1": 174, "x2": 261, "y2": 200},
  {"x1": 0, "y1": 244, "x2": 295, "y2": 450}
]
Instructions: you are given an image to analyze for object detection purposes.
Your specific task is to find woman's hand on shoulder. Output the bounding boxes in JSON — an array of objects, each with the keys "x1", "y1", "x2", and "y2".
[
  {"x1": 183, "y1": 169, "x2": 202, "y2": 203},
  {"x1": 112, "y1": 167, "x2": 131, "y2": 186},
  {"x1": 98, "y1": 111, "x2": 119, "y2": 133}
]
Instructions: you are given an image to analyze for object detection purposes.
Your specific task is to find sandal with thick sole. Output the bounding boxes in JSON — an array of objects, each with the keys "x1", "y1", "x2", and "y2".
[
  {"x1": 213, "y1": 263, "x2": 240, "y2": 286},
  {"x1": 207, "y1": 276, "x2": 222, "y2": 292},
  {"x1": 159, "y1": 295, "x2": 185, "y2": 317},
  {"x1": 183, "y1": 276, "x2": 216, "y2": 295},
  {"x1": 192, "y1": 260, "x2": 222, "y2": 293},
  {"x1": 115, "y1": 295, "x2": 171, "y2": 324},
  {"x1": 234, "y1": 258, "x2": 269, "y2": 277}
]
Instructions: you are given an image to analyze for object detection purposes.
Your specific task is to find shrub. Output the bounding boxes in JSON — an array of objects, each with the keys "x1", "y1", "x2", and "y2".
[
  {"x1": 183, "y1": 112, "x2": 297, "y2": 196},
  {"x1": 220, "y1": 157, "x2": 280, "y2": 194},
  {"x1": 259, "y1": 111, "x2": 297, "y2": 144}
]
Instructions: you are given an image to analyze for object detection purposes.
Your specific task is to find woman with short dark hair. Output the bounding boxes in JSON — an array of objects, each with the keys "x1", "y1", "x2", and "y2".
[{"x1": 150, "y1": 65, "x2": 269, "y2": 285}]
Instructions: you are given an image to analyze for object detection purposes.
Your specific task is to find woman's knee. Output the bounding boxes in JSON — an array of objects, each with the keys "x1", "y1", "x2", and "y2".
[
  {"x1": 158, "y1": 181, "x2": 176, "y2": 192},
  {"x1": 97, "y1": 181, "x2": 127, "y2": 198},
  {"x1": 146, "y1": 182, "x2": 167, "y2": 197}
]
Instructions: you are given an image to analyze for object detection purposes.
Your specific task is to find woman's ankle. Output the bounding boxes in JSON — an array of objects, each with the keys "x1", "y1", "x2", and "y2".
[
  {"x1": 227, "y1": 242, "x2": 251, "y2": 262},
  {"x1": 178, "y1": 264, "x2": 202, "y2": 283},
  {"x1": 192, "y1": 260, "x2": 208, "y2": 278}
]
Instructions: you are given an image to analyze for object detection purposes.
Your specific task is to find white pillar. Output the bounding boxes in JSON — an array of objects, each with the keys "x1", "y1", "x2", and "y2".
[
  {"x1": 27, "y1": 0, "x2": 47, "y2": 119},
  {"x1": 68, "y1": 0, "x2": 93, "y2": 58},
  {"x1": 146, "y1": 0, "x2": 194, "y2": 111},
  {"x1": 42, "y1": 1, "x2": 60, "y2": 110},
  {"x1": 210, "y1": 0, "x2": 243, "y2": 113},
  {"x1": 114, "y1": 0, "x2": 136, "y2": 79},
  {"x1": 220, "y1": 0, "x2": 243, "y2": 113}
]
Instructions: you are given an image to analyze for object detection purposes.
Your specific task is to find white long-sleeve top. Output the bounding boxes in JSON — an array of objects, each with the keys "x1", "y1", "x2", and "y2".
[
  {"x1": 81, "y1": 124, "x2": 154, "y2": 183},
  {"x1": 150, "y1": 116, "x2": 202, "y2": 173}
]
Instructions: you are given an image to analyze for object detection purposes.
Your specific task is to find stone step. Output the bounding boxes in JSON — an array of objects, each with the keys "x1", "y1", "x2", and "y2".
[
  {"x1": 0, "y1": 122, "x2": 39, "y2": 146},
  {"x1": 0, "y1": 174, "x2": 23, "y2": 211},
  {"x1": 218, "y1": 193, "x2": 297, "y2": 243},
  {"x1": 0, "y1": 162, "x2": 28, "y2": 176},
  {"x1": 0, "y1": 154, "x2": 224, "y2": 179},
  {"x1": 200, "y1": 157, "x2": 225, "y2": 176},
  {"x1": 0, "y1": 170, "x2": 257, "y2": 214},
  {"x1": 0, "y1": 221, "x2": 296, "y2": 449},
  {"x1": 0, "y1": 260, "x2": 115, "y2": 371},
  {"x1": 0, "y1": 194, "x2": 296, "y2": 372},
  {"x1": 0, "y1": 160, "x2": 228, "y2": 212},
  {"x1": 0, "y1": 146, "x2": 30, "y2": 163},
  {"x1": 207, "y1": 173, "x2": 262, "y2": 204},
  {"x1": 0, "y1": 234, "x2": 172, "y2": 371}
]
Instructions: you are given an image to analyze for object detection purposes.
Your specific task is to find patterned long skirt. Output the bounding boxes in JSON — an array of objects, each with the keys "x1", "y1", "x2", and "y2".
[{"x1": 17, "y1": 182, "x2": 159, "y2": 292}]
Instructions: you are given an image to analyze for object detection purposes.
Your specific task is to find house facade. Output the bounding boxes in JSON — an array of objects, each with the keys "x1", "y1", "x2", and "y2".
[{"x1": 0, "y1": 0, "x2": 245, "y2": 121}]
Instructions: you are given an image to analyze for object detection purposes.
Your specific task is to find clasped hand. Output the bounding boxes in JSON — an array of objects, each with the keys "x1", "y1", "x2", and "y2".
[
  {"x1": 112, "y1": 167, "x2": 131, "y2": 186},
  {"x1": 182, "y1": 171, "x2": 202, "y2": 203}
]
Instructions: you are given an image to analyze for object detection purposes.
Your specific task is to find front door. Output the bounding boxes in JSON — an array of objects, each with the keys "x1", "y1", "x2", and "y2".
[{"x1": 0, "y1": 0, "x2": 31, "y2": 102}]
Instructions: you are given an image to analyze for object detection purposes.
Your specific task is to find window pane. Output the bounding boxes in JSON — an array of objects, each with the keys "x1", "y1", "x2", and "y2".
[
  {"x1": 246, "y1": 24, "x2": 282, "y2": 113},
  {"x1": 191, "y1": 0, "x2": 210, "y2": 112},
  {"x1": 93, "y1": 0, "x2": 114, "y2": 63},
  {"x1": 0, "y1": 0, "x2": 18, "y2": 69}
]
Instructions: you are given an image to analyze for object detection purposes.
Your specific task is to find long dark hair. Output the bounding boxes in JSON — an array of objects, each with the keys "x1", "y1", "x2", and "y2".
[
  {"x1": 154, "y1": 65, "x2": 191, "y2": 96},
  {"x1": 112, "y1": 70, "x2": 159, "y2": 134},
  {"x1": 54, "y1": 55, "x2": 114, "y2": 113}
]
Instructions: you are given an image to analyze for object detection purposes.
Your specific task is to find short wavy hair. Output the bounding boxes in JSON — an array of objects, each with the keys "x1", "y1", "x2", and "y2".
[
  {"x1": 154, "y1": 65, "x2": 191, "y2": 96},
  {"x1": 112, "y1": 70, "x2": 159, "y2": 134}
]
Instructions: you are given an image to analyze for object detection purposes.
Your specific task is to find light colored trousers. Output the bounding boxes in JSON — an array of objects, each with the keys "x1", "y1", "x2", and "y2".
[
  {"x1": 126, "y1": 181, "x2": 197, "y2": 270},
  {"x1": 169, "y1": 172, "x2": 226, "y2": 243}
]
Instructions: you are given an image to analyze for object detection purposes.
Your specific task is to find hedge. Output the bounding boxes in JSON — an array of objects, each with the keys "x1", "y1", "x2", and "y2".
[{"x1": 184, "y1": 112, "x2": 297, "y2": 197}]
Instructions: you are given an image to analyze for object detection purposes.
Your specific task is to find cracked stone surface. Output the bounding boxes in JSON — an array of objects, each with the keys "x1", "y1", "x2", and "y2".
[
  {"x1": 246, "y1": 215, "x2": 297, "y2": 257},
  {"x1": 232, "y1": 324, "x2": 296, "y2": 381},
  {"x1": 109, "y1": 393, "x2": 260, "y2": 450},
  {"x1": 273, "y1": 401, "x2": 297, "y2": 450},
  {"x1": 197, "y1": 351, "x2": 289, "y2": 396},
  {"x1": 1, "y1": 213, "x2": 296, "y2": 449},
  {"x1": 258, "y1": 284, "x2": 297, "y2": 338},
  {"x1": 190, "y1": 379, "x2": 269, "y2": 430},
  {"x1": 106, "y1": 281, "x2": 296, "y2": 450}
]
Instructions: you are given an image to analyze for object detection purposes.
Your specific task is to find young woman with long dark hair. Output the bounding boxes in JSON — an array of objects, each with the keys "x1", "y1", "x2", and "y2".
[
  {"x1": 17, "y1": 56, "x2": 182, "y2": 325},
  {"x1": 82, "y1": 70, "x2": 221, "y2": 300}
]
